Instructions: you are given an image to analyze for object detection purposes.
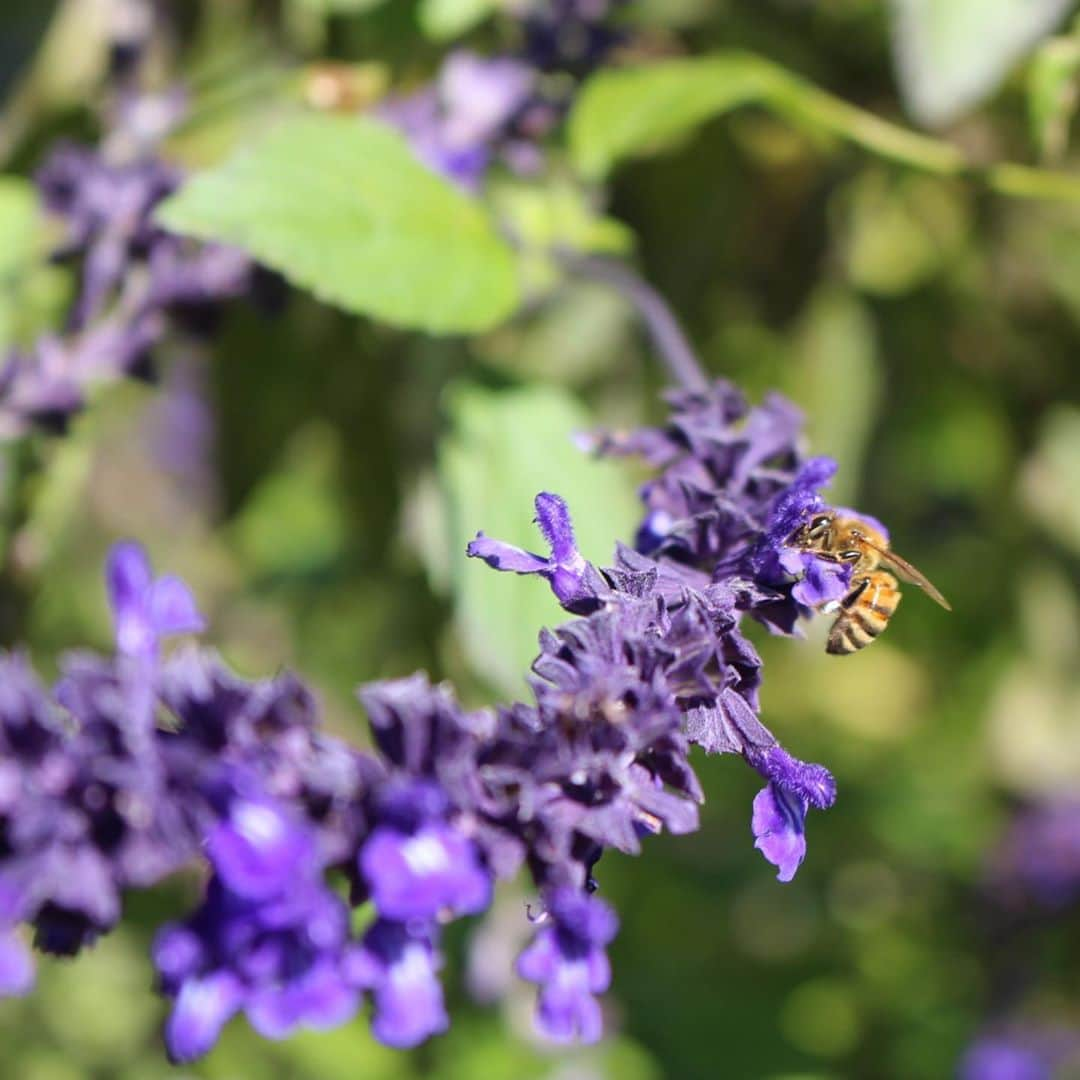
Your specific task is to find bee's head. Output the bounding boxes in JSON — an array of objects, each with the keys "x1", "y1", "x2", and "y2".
[{"x1": 788, "y1": 510, "x2": 835, "y2": 549}]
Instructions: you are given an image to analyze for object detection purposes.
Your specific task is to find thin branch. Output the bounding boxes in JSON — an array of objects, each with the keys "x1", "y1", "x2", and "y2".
[{"x1": 558, "y1": 252, "x2": 709, "y2": 392}]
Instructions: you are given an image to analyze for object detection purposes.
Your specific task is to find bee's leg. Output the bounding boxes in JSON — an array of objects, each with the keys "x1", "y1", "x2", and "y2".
[{"x1": 820, "y1": 575, "x2": 869, "y2": 617}]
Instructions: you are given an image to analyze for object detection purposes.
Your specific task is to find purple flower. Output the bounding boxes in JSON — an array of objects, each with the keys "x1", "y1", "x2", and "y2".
[
  {"x1": 2, "y1": 111, "x2": 258, "y2": 442},
  {"x1": 517, "y1": 889, "x2": 618, "y2": 1043},
  {"x1": 347, "y1": 919, "x2": 449, "y2": 1048},
  {"x1": 0, "y1": 930, "x2": 34, "y2": 997},
  {"x1": 468, "y1": 491, "x2": 605, "y2": 612},
  {"x1": 164, "y1": 969, "x2": 244, "y2": 1064},
  {"x1": 438, "y1": 52, "x2": 535, "y2": 155},
  {"x1": 520, "y1": 0, "x2": 629, "y2": 78},
  {"x1": 207, "y1": 795, "x2": 318, "y2": 903},
  {"x1": 380, "y1": 52, "x2": 534, "y2": 191},
  {"x1": 751, "y1": 784, "x2": 808, "y2": 883},
  {"x1": 0, "y1": 646, "x2": 197, "y2": 962},
  {"x1": 747, "y1": 748, "x2": 836, "y2": 883},
  {"x1": 155, "y1": 874, "x2": 360, "y2": 1063},
  {"x1": 361, "y1": 817, "x2": 491, "y2": 921},
  {"x1": 985, "y1": 799, "x2": 1080, "y2": 914},
  {"x1": 959, "y1": 1028, "x2": 1080, "y2": 1080},
  {"x1": 107, "y1": 541, "x2": 204, "y2": 660},
  {"x1": 960, "y1": 1040, "x2": 1048, "y2": 1080}
]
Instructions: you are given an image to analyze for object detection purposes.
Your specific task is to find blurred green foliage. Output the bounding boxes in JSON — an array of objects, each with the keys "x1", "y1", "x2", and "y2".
[{"x1": 2, "y1": 1, "x2": 1080, "y2": 1077}]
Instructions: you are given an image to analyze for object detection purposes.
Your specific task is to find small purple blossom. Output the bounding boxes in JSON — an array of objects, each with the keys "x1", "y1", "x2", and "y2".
[
  {"x1": 959, "y1": 1028, "x2": 1080, "y2": 1080},
  {"x1": 985, "y1": 799, "x2": 1080, "y2": 915},
  {"x1": 517, "y1": 889, "x2": 618, "y2": 1043},
  {"x1": 468, "y1": 491, "x2": 604, "y2": 612},
  {"x1": 206, "y1": 795, "x2": 318, "y2": 903},
  {"x1": 361, "y1": 779, "x2": 492, "y2": 921},
  {"x1": 155, "y1": 862, "x2": 360, "y2": 1061},
  {"x1": 751, "y1": 784, "x2": 808, "y2": 883},
  {"x1": 107, "y1": 541, "x2": 204, "y2": 660},
  {"x1": 380, "y1": 51, "x2": 535, "y2": 190},
  {"x1": 347, "y1": 920, "x2": 449, "y2": 1049},
  {"x1": 0, "y1": 930, "x2": 34, "y2": 997},
  {"x1": 382, "y1": 2, "x2": 629, "y2": 189}
]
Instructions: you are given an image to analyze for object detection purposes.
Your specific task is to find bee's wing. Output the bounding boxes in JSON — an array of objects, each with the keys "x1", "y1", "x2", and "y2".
[{"x1": 874, "y1": 546, "x2": 952, "y2": 611}]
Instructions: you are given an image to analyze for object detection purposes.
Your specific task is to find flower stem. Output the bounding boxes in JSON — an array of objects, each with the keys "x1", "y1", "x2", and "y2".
[{"x1": 557, "y1": 253, "x2": 709, "y2": 392}]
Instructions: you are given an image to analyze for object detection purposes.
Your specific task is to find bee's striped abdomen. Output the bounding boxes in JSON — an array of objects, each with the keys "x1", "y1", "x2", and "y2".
[{"x1": 826, "y1": 572, "x2": 901, "y2": 655}]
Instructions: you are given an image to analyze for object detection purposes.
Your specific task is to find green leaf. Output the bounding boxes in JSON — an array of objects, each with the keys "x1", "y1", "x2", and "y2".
[
  {"x1": 439, "y1": 383, "x2": 640, "y2": 698},
  {"x1": 889, "y1": 0, "x2": 1073, "y2": 128},
  {"x1": 157, "y1": 114, "x2": 520, "y2": 334},
  {"x1": 419, "y1": 0, "x2": 500, "y2": 40},
  {"x1": 0, "y1": 176, "x2": 56, "y2": 351},
  {"x1": 569, "y1": 55, "x2": 776, "y2": 181},
  {"x1": 570, "y1": 51, "x2": 1080, "y2": 204},
  {"x1": 1028, "y1": 35, "x2": 1080, "y2": 161},
  {"x1": 491, "y1": 177, "x2": 635, "y2": 295},
  {"x1": 568, "y1": 52, "x2": 964, "y2": 183}
]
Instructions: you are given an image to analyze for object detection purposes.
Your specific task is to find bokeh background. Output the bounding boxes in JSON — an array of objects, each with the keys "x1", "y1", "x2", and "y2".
[{"x1": 2, "y1": 1, "x2": 1080, "y2": 1077}]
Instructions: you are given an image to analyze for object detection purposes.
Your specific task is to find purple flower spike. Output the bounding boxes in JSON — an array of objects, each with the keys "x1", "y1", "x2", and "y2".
[
  {"x1": 107, "y1": 541, "x2": 204, "y2": 659},
  {"x1": 517, "y1": 889, "x2": 617, "y2": 1044},
  {"x1": 467, "y1": 492, "x2": 603, "y2": 612},
  {"x1": 0, "y1": 929, "x2": 34, "y2": 997},
  {"x1": 361, "y1": 822, "x2": 491, "y2": 921},
  {"x1": 752, "y1": 783, "x2": 807, "y2": 883},
  {"x1": 348, "y1": 920, "x2": 449, "y2": 1049}
]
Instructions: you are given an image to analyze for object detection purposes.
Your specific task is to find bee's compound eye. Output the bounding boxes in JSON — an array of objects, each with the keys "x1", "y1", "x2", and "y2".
[{"x1": 840, "y1": 549, "x2": 861, "y2": 562}]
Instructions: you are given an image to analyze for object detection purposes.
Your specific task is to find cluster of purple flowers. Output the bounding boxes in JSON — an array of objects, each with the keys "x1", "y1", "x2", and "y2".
[
  {"x1": 0, "y1": 379, "x2": 857, "y2": 1060},
  {"x1": 0, "y1": 100, "x2": 255, "y2": 439},
  {"x1": 382, "y1": 0, "x2": 628, "y2": 189}
]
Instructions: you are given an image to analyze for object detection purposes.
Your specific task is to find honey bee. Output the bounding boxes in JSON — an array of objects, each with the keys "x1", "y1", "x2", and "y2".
[{"x1": 788, "y1": 510, "x2": 951, "y2": 655}]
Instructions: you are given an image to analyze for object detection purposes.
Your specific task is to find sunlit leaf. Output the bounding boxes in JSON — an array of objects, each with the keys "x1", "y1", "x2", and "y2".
[
  {"x1": 419, "y1": 0, "x2": 500, "y2": 40},
  {"x1": 157, "y1": 114, "x2": 520, "y2": 334},
  {"x1": 439, "y1": 383, "x2": 639, "y2": 698},
  {"x1": 491, "y1": 177, "x2": 635, "y2": 295},
  {"x1": 0, "y1": 176, "x2": 41, "y2": 349},
  {"x1": 569, "y1": 55, "x2": 775, "y2": 180},
  {"x1": 569, "y1": 52, "x2": 964, "y2": 183},
  {"x1": 889, "y1": 0, "x2": 1073, "y2": 128}
]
